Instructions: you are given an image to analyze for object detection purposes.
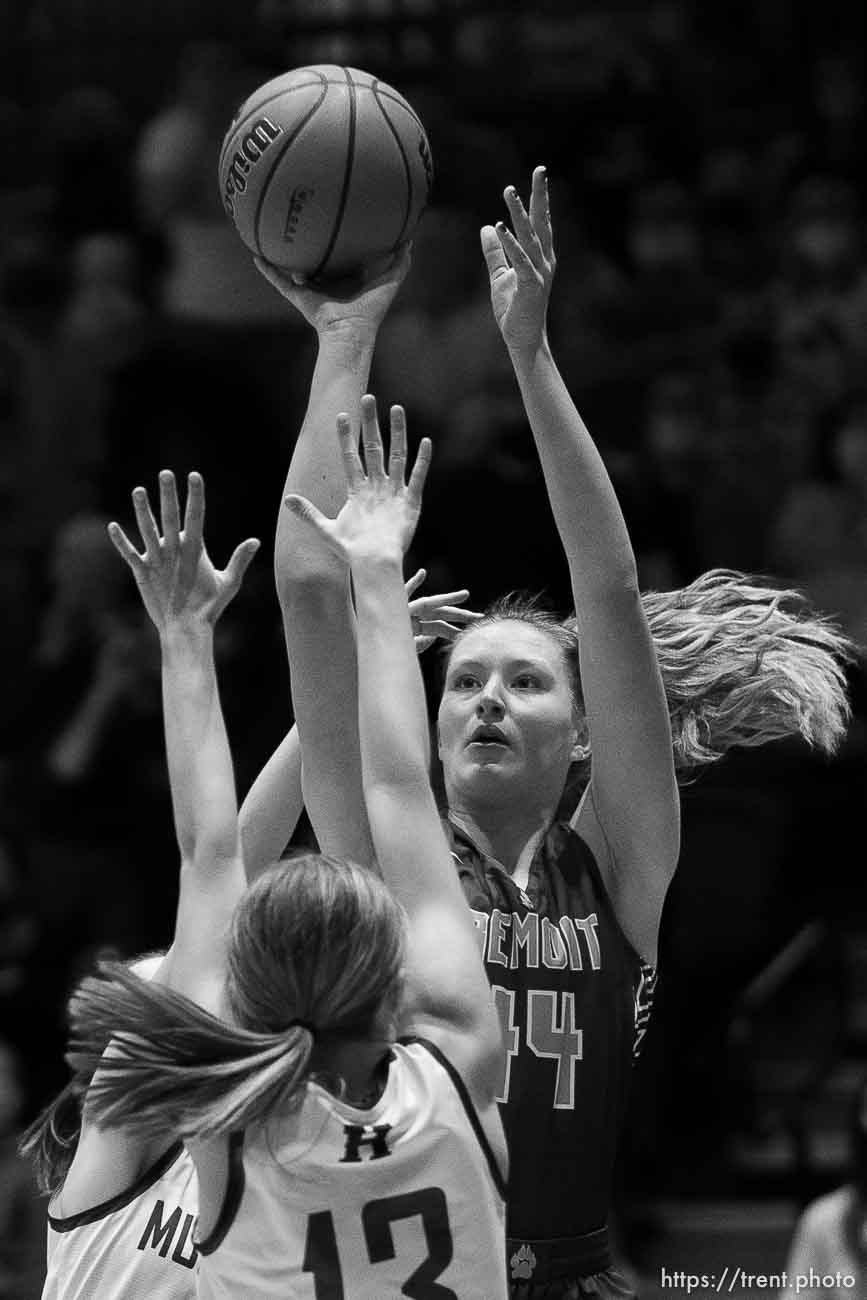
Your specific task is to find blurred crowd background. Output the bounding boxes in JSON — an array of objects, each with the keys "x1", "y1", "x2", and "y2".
[{"x1": 2, "y1": 0, "x2": 867, "y2": 1291}]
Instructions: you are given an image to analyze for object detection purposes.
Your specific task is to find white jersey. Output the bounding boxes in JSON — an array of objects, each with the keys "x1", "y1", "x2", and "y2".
[
  {"x1": 43, "y1": 1143, "x2": 199, "y2": 1300},
  {"x1": 197, "y1": 1036, "x2": 508, "y2": 1299}
]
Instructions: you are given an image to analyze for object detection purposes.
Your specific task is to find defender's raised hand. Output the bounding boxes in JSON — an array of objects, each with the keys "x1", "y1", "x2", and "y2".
[
  {"x1": 107, "y1": 471, "x2": 260, "y2": 634},
  {"x1": 481, "y1": 165, "x2": 555, "y2": 353},
  {"x1": 405, "y1": 568, "x2": 483, "y2": 654},
  {"x1": 284, "y1": 394, "x2": 431, "y2": 565}
]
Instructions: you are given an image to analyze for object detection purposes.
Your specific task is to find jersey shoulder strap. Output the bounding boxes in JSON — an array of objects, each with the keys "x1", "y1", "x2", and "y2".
[
  {"x1": 48, "y1": 1142, "x2": 186, "y2": 1233},
  {"x1": 195, "y1": 1131, "x2": 245, "y2": 1256},
  {"x1": 398, "y1": 1035, "x2": 507, "y2": 1198}
]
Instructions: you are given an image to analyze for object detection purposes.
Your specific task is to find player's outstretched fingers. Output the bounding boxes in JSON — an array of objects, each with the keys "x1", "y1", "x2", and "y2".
[
  {"x1": 182, "y1": 471, "x2": 206, "y2": 547},
  {"x1": 158, "y1": 470, "x2": 181, "y2": 550},
  {"x1": 427, "y1": 605, "x2": 483, "y2": 626},
  {"x1": 503, "y1": 185, "x2": 543, "y2": 266},
  {"x1": 495, "y1": 221, "x2": 537, "y2": 283},
  {"x1": 222, "y1": 538, "x2": 261, "y2": 600},
  {"x1": 415, "y1": 618, "x2": 465, "y2": 641},
  {"x1": 528, "y1": 166, "x2": 554, "y2": 262},
  {"x1": 409, "y1": 591, "x2": 475, "y2": 619},
  {"x1": 132, "y1": 486, "x2": 161, "y2": 560},
  {"x1": 406, "y1": 436, "x2": 432, "y2": 505},
  {"x1": 405, "y1": 568, "x2": 427, "y2": 598},
  {"x1": 412, "y1": 588, "x2": 472, "y2": 609},
  {"x1": 174, "y1": 472, "x2": 206, "y2": 598},
  {"x1": 480, "y1": 224, "x2": 512, "y2": 283},
  {"x1": 283, "y1": 494, "x2": 337, "y2": 554},
  {"x1": 360, "y1": 394, "x2": 385, "y2": 479},
  {"x1": 335, "y1": 413, "x2": 366, "y2": 492},
  {"x1": 106, "y1": 521, "x2": 145, "y2": 576},
  {"x1": 389, "y1": 405, "x2": 408, "y2": 484}
]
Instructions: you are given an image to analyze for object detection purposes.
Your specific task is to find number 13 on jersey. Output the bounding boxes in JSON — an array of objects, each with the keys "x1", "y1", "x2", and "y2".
[
  {"x1": 493, "y1": 986, "x2": 583, "y2": 1109},
  {"x1": 302, "y1": 1188, "x2": 456, "y2": 1298}
]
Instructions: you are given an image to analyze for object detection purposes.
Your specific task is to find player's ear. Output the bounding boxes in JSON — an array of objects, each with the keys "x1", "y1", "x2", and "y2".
[{"x1": 570, "y1": 714, "x2": 589, "y2": 763}]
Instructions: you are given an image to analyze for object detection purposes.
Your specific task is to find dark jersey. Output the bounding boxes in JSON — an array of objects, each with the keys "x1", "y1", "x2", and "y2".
[{"x1": 446, "y1": 817, "x2": 656, "y2": 1241}]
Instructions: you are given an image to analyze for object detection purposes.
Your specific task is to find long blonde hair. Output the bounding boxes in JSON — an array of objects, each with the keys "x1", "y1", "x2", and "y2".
[
  {"x1": 444, "y1": 570, "x2": 855, "y2": 779},
  {"x1": 636, "y1": 569, "x2": 854, "y2": 770},
  {"x1": 62, "y1": 856, "x2": 405, "y2": 1142}
]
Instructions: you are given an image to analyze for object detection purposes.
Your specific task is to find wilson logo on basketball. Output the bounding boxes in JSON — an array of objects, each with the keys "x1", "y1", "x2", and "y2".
[
  {"x1": 223, "y1": 117, "x2": 283, "y2": 214},
  {"x1": 283, "y1": 185, "x2": 314, "y2": 242}
]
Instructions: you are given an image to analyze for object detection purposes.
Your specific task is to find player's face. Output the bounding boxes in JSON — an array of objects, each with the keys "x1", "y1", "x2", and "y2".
[{"x1": 438, "y1": 621, "x2": 582, "y2": 808}]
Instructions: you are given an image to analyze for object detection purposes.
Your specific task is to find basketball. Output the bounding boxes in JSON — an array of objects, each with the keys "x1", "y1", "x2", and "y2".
[{"x1": 218, "y1": 65, "x2": 433, "y2": 280}]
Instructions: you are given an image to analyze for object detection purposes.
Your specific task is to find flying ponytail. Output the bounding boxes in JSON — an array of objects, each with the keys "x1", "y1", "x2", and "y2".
[
  {"x1": 635, "y1": 569, "x2": 855, "y2": 771},
  {"x1": 67, "y1": 962, "x2": 315, "y2": 1141},
  {"x1": 57, "y1": 856, "x2": 405, "y2": 1143}
]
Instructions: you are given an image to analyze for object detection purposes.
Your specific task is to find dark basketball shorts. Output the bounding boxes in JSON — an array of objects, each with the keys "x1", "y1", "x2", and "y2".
[{"x1": 509, "y1": 1269, "x2": 637, "y2": 1300}]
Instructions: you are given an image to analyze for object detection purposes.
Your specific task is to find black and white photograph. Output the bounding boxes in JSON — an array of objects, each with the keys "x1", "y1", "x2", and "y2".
[{"x1": 1, "y1": 2, "x2": 867, "y2": 1296}]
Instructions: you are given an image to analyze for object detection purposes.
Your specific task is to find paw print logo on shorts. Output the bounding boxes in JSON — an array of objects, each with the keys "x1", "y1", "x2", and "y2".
[{"x1": 510, "y1": 1243, "x2": 537, "y2": 1279}]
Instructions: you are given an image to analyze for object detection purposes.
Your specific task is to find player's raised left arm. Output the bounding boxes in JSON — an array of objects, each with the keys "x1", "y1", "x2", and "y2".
[
  {"x1": 108, "y1": 471, "x2": 259, "y2": 1006},
  {"x1": 284, "y1": 401, "x2": 504, "y2": 1108},
  {"x1": 257, "y1": 252, "x2": 410, "y2": 871},
  {"x1": 484, "y1": 168, "x2": 679, "y2": 963},
  {"x1": 55, "y1": 472, "x2": 258, "y2": 1214}
]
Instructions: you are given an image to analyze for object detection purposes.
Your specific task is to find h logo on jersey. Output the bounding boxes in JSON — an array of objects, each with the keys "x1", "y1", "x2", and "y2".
[
  {"x1": 510, "y1": 1243, "x2": 537, "y2": 1279},
  {"x1": 340, "y1": 1123, "x2": 392, "y2": 1162}
]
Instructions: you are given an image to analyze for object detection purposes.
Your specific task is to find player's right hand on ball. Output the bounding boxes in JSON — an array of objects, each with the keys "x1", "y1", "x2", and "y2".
[
  {"x1": 482, "y1": 165, "x2": 555, "y2": 353},
  {"x1": 254, "y1": 242, "x2": 412, "y2": 338}
]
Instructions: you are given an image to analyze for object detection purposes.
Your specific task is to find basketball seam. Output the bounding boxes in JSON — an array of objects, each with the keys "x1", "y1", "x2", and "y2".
[
  {"x1": 310, "y1": 67, "x2": 357, "y2": 280},
  {"x1": 218, "y1": 72, "x2": 327, "y2": 178},
  {"x1": 368, "y1": 87, "x2": 426, "y2": 133},
  {"x1": 371, "y1": 81, "x2": 413, "y2": 252},
  {"x1": 252, "y1": 80, "x2": 331, "y2": 259}
]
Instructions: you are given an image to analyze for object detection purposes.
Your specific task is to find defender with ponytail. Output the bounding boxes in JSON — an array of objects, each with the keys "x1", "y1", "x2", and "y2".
[
  {"x1": 65, "y1": 416, "x2": 508, "y2": 1298},
  {"x1": 68, "y1": 856, "x2": 405, "y2": 1142}
]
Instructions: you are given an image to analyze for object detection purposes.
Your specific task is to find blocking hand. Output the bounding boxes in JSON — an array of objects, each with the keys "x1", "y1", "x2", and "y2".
[
  {"x1": 107, "y1": 471, "x2": 260, "y2": 635},
  {"x1": 405, "y1": 568, "x2": 483, "y2": 654},
  {"x1": 283, "y1": 394, "x2": 431, "y2": 566}
]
